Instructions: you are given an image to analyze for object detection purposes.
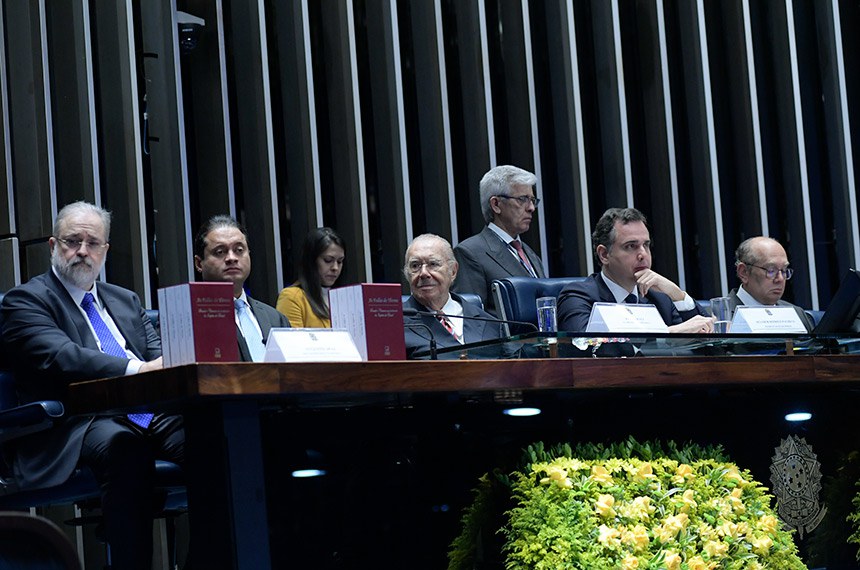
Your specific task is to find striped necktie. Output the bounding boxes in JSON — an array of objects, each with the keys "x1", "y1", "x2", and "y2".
[
  {"x1": 436, "y1": 313, "x2": 463, "y2": 344},
  {"x1": 510, "y1": 240, "x2": 537, "y2": 277},
  {"x1": 81, "y1": 293, "x2": 153, "y2": 429}
]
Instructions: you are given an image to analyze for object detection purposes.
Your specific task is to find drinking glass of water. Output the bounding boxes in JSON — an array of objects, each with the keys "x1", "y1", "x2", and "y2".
[
  {"x1": 536, "y1": 296, "x2": 557, "y2": 333},
  {"x1": 710, "y1": 296, "x2": 732, "y2": 333}
]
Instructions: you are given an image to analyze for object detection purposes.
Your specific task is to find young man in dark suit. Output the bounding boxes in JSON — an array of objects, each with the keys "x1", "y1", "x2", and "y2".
[
  {"x1": 193, "y1": 215, "x2": 291, "y2": 362},
  {"x1": 557, "y1": 207, "x2": 713, "y2": 333},
  {"x1": 453, "y1": 165, "x2": 545, "y2": 315},
  {"x1": 0, "y1": 201, "x2": 183, "y2": 570}
]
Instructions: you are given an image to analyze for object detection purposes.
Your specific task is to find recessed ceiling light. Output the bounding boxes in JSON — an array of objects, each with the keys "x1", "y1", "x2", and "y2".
[
  {"x1": 785, "y1": 412, "x2": 812, "y2": 422},
  {"x1": 503, "y1": 407, "x2": 541, "y2": 417},
  {"x1": 291, "y1": 469, "x2": 327, "y2": 478}
]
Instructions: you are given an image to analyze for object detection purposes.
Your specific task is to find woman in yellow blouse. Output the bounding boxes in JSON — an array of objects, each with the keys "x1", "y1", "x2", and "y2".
[{"x1": 276, "y1": 228, "x2": 346, "y2": 328}]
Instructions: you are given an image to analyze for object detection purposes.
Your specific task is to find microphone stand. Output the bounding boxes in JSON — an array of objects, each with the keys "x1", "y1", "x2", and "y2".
[
  {"x1": 402, "y1": 308, "x2": 539, "y2": 334},
  {"x1": 403, "y1": 323, "x2": 437, "y2": 360}
]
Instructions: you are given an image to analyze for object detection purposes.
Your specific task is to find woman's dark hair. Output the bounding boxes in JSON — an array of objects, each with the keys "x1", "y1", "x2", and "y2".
[{"x1": 297, "y1": 227, "x2": 346, "y2": 320}]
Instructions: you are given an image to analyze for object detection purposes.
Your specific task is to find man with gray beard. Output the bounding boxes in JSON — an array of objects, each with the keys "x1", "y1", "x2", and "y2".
[{"x1": 0, "y1": 201, "x2": 183, "y2": 570}]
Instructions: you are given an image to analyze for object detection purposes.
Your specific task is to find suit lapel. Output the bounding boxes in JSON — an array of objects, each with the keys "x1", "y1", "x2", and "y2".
[
  {"x1": 461, "y1": 300, "x2": 487, "y2": 342},
  {"x1": 481, "y1": 227, "x2": 531, "y2": 277},
  {"x1": 98, "y1": 285, "x2": 147, "y2": 360}
]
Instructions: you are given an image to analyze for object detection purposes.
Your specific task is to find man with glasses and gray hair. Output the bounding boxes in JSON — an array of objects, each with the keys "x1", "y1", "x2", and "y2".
[
  {"x1": 730, "y1": 236, "x2": 814, "y2": 332},
  {"x1": 0, "y1": 201, "x2": 183, "y2": 569},
  {"x1": 452, "y1": 165, "x2": 545, "y2": 316}
]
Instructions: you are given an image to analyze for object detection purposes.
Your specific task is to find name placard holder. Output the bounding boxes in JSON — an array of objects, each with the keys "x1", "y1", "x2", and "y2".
[
  {"x1": 586, "y1": 302, "x2": 669, "y2": 333},
  {"x1": 264, "y1": 328, "x2": 363, "y2": 362},
  {"x1": 730, "y1": 306, "x2": 807, "y2": 334}
]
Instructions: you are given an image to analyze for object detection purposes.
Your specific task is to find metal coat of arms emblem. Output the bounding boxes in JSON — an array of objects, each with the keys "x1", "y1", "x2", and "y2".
[{"x1": 770, "y1": 435, "x2": 827, "y2": 538}]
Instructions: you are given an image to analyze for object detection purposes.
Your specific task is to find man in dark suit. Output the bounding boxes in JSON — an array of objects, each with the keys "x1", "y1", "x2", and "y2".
[
  {"x1": 558, "y1": 207, "x2": 713, "y2": 333},
  {"x1": 453, "y1": 165, "x2": 545, "y2": 315},
  {"x1": 193, "y1": 215, "x2": 291, "y2": 361},
  {"x1": 0, "y1": 201, "x2": 183, "y2": 570},
  {"x1": 403, "y1": 234, "x2": 510, "y2": 359},
  {"x1": 729, "y1": 236, "x2": 814, "y2": 332}
]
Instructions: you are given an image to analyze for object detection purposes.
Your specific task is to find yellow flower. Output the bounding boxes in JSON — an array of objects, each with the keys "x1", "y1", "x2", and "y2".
[
  {"x1": 621, "y1": 554, "x2": 640, "y2": 569},
  {"x1": 678, "y1": 489, "x2": 697, "y2": 513},
  {"x1": 621, "y1": 525, "x2": 650, "y2": 552},
  {"x1": 619, "y1": 496, "x2": 655, "y2": 521},
  {"x1": 704, "y1": 539, "x2": 729, "y2": 558},
  {"x1": 540, "y1": 465, "x2": 572, "y2": 488},
  {"x1": 723, "y1": 466, "x2": 746, "y2": 485},
  {"x1": 727, "y1": 487, "x2": 746, "y2": 513},
  {"x1": 673, "y1": 463, "x2": 694, "y2": 484},
  {"x1": 717, "y1": 521, "x2": 739, "y2": 539},
  {"x1": 590, "y1": 465, "x2": 614, "y2": 485},
  {"x1": 751, "y1": 535, "x2": 773, "y2": 555},
  {"x1": 595, "y1": 494, "x2": 616, "y2": 518},
  {"x1": 653, "y1": 515, "x2": 687, "y2": 543},
  {"x1": 634, "y1": 462, "x2": 657, "y2": 483},
  {"x1": 663, "y1": 550, "x2": 682, "y2": 570},
  {"x1": 597, "y1": 524, "x2": 621, "y2": 548},
  {"x1": 758, "y1": 514, "x2": 778, "y2": 533},
  {"x1": 687, "y1": 556, "x2": 712, "y2": 570}
]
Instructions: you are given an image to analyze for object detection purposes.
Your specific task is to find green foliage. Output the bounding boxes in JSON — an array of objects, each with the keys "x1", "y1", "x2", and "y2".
[
  {"x1": 448, "y1": 438, "x2": 803, "y2": 570},
  {"x1": 849, "y1": 466, "x2": 860, "y2": 560}
]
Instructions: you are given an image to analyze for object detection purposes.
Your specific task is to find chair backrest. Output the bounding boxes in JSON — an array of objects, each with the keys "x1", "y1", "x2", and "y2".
[
  {"x1": 492, "y1": 277, "x2": 588, "y2": 329},
  {"x1": 400, "y1": 294, "x2": 484, "y2": 311}
]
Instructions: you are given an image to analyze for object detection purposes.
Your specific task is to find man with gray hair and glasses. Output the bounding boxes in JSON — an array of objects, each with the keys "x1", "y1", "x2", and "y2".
[
  {"x1": 453, "y1": 165, "x2": 546, "y2": 315},
  {"x1": 0, "y1": 201, "x2": 183, "y2": 570},
  {"x1": 730, "y1": 236, "x2": 814, "y2": 332}
]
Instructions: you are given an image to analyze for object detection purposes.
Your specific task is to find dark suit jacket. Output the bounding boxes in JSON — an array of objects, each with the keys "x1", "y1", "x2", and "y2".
[
  {"x1": 453, "y1": 226, "x2": 545, "y2": 316},
  {"x1": 403, "y1": 293, "x2": 511, "y2": 359},
  {"x1": 727, "y1": 289, "x2": 814, "y2": 333},
  {"x1": 557, "y1": 272, "x2": 706, "y2": 333},
  {"x1": 236, "y1": 296, "x2": 292, "y2": 362},
  {"x1": 0, "y1": 270, "x2": 161, "y2": 489}
]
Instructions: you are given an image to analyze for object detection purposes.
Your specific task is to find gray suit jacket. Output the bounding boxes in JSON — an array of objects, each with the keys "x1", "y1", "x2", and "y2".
[
  {"x1": 0, "y1": 270, "x2": 161, "y2": 489},
  {"x1": 727, "y1": 289, "x2": 814, "y2": 333},
  {"x1": 236, "y1": 296, "x2": 292, "y2": 362},
  {"x1": 453, "y1": 226, "x2": 545, "y2": 315}
]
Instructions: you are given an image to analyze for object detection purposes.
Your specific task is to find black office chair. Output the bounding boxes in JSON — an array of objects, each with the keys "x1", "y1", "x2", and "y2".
[{"x1": 491, "y1": 276, "x2": 588, "y2": 334}]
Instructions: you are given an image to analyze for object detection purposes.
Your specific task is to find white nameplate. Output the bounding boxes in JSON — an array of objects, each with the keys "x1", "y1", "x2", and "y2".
[
  {"x1": 586, "y1": 302, "x2": 669, "y2": 333},
  {"x1": 264, "y1": 328, "x2": 363, "y2": 362},
  {"x1": 730, "y1": 306, "x2": 807, "y2": 334}
]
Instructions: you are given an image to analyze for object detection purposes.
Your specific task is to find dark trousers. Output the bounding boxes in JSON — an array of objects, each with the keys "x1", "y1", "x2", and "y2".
[{"x1": 79, "y1": 414, "x2": 184, "y2": 570}]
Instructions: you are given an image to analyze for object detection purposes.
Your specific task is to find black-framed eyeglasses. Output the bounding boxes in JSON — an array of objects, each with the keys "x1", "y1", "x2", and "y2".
[
  {"x1": 746, "y1": 263, "x2": 793, "y2": 280},
  {"x1": 56, "y1": 237, "x2": 109, "y2": 252},
  {"x1": 496, "y1": 194, "x2": 540, "y2": 207}
]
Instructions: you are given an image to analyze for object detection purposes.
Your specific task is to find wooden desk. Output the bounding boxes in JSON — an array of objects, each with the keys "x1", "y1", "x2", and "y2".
[{"x1": 67, "y1": 356, "x2": 860, "y2": 569}]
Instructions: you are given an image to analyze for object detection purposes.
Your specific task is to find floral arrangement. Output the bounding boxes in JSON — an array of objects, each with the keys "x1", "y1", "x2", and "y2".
[
  {"x1": 448, "y1": 439, "x2": 806, "y2": 570},
  {"x1": 849, "y1": 473, "x2": 860, "y2": 560}
]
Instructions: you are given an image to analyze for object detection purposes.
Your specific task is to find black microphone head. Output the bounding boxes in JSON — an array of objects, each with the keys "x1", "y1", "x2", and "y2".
[{"x1": 402, "y1": 308, "x2": 419, "y2": 317}]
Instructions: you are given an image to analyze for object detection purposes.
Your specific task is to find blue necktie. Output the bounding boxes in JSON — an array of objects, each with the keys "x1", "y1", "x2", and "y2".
[
  {"x1": 235, "y1": 299, "x2": 266, "y2": 362},
  {"x1": 81, "y1": 293, "x2": 153, "y2": 429},
  {"x1": 624, "y1": 293, "x2": 639, "y2": 304}
]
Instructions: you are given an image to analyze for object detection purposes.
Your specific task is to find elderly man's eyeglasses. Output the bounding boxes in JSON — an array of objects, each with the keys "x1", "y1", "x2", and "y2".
[
  {"x1": 406, "y1": 259, "x2": 446, "y2": 275},
  {"x1": 747, "y1": 263, "x2": 793, "y2": 280},
  {"x1": 496, "y1": 194, "x2": 540, "y2": 207},
  {"x1": 56, "y1": 237, "x2": 109, "y2": 251}
]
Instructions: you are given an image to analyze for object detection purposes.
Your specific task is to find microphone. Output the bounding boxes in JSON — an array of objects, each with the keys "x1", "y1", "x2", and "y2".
[
  {"x1": 402, "y1": 308, "x2": 539, "y2": 334},
  {"x1": 403, "y1": 323, "x2": 437, "y2": 360}
]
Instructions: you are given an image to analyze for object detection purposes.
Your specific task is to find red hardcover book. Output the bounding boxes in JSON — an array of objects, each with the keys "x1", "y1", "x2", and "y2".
[
  {"x1": 330, "y1": 283, "x2": 406, "y2": 361},
  {"x1": 157, "y1": 282, "x2": 239, "y2": 366}
]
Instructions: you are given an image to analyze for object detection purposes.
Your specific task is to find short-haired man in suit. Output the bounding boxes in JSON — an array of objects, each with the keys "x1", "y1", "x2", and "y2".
[
  {"x1": 0, "y1": 201, "x2": 183, "y2": 570},
  {"x1": 557, "y1": 207, "x2": 713, "y2": 333},
  {"x1": 403, "y1": 234, "x2": 509, "y2": 359},
  {"x1": 730, "y1": 236, "x2": 813, "y2": 332},
  {"x1": 452, "y1": 165, "x2": 545, "y2": 315},
  {"x1": 193, "y1": 215, "x2": 291, "y2": 362}
]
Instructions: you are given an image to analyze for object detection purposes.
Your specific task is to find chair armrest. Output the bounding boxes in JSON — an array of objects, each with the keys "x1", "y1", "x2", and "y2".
[{"x1": 0, "y1": 401, "x2": 65, "y2": 443}]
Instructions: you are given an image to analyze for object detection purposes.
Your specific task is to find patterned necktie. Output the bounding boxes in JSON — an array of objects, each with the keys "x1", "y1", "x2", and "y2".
[
  {"x1": 510, "y1": 240, "x2": 537, "y2": 277},
  {"x1": 436, "y1": 313, "x2": 463, "y2": 344},
  {"x1": 235, "y1": 298, "x2": 266, "y2": 362},
  {"x1": 81, "y1": 293, "x2": 153, "y2": 429}
]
